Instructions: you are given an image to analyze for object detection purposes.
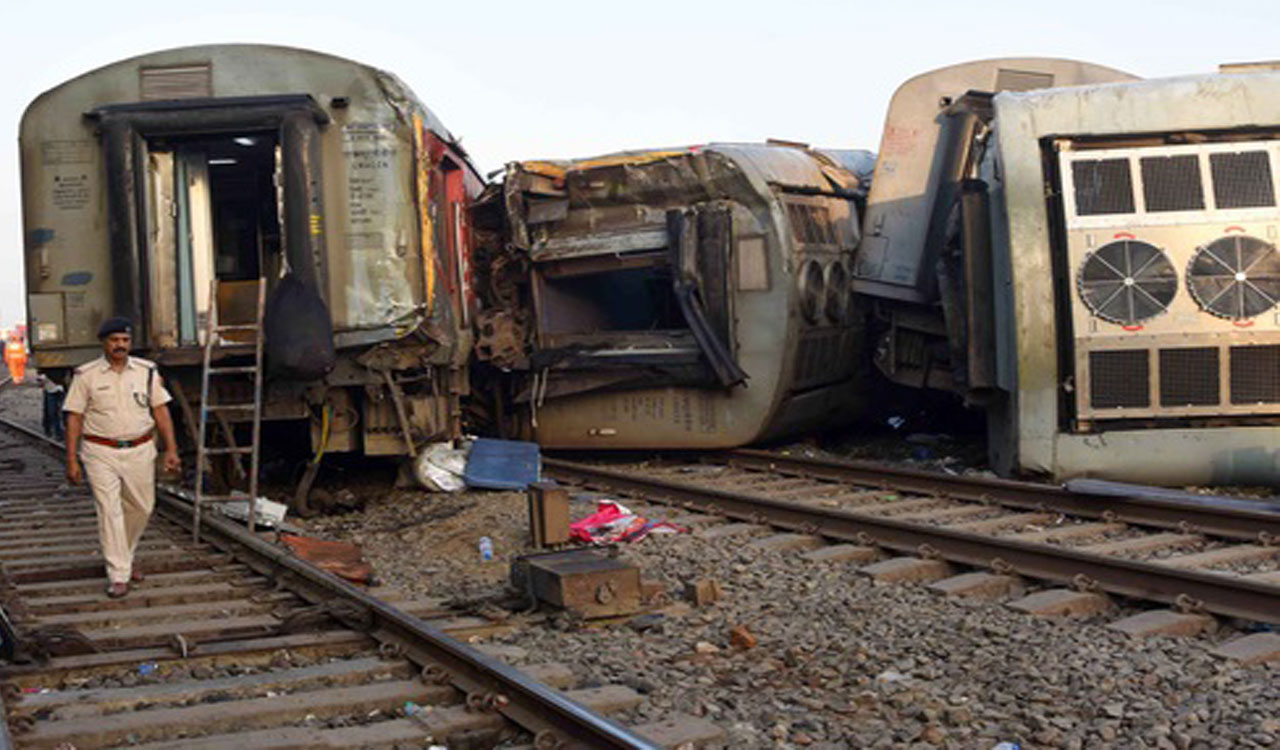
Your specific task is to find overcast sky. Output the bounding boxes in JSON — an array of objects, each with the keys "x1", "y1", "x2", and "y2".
[{"x1": 2, "y1": 0, "x2": 1277, "y2": 329}]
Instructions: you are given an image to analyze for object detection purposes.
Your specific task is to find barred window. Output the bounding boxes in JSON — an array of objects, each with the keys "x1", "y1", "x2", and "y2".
[{"x1": 1210, "y1": 151, "x2": 1275, "y2": 209}]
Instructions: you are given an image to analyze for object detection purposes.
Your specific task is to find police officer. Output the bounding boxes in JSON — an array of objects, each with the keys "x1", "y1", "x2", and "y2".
[{"x1": 64, "y1": 318, "x2": 181, "y2": 598}]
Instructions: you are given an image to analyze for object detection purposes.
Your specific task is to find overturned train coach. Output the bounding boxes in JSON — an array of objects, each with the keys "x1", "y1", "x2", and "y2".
[
  {"x1": 471, "y1": 144, "x2": 875, "y2": 448},
  {"x1": 21, "y1": 45, "x2": 482, "y2": 465},
  {"x1": 857, "y1": 59, "x2": 1280, "y2": 484}
]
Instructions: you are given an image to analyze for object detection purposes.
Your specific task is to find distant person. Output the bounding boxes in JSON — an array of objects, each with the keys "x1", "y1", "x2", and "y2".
[
  {"x1": 36, "y1": 373, "x2": 65, "y2": 440},
  {"x1": 4, "y1": 337, "x2": 27, "y2": 384},
  {"x1": 63, "y1": 318, "x2": 181, "y2": 598}
]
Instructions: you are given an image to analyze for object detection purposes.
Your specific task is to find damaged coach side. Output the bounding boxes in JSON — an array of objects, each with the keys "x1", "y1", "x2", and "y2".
[
  {"x1": 856, "y1": 58, "x2": 1280, "y2": 484},
  {"x1": 22, "y1": 45, "x2": 482, "y2": 500},
  {"x1": 471, "y1": 143, "x2": 873, "y2": 448}
]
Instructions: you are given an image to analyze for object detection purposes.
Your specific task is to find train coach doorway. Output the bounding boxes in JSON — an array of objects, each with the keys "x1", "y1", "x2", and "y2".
[
  {"x1": 92, "y1": 95, "x2": 330, "y2": 353},
  {"x1": 146, "y1": 133, "x2": 280, "y2": 348}
]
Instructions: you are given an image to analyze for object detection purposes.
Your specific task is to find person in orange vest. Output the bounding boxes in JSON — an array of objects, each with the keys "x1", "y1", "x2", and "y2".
[{"x1": 4, "y1": 337, "x2": 27, "y2": 384}]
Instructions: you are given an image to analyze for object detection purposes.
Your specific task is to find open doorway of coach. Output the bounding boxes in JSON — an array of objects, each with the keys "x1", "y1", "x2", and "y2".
[
  {"x1": 144, "y1": 132, "x2": 280, "y2": 347},
  {"x1": 90, "y1": 95, "x2": 330, "y2": 355}
]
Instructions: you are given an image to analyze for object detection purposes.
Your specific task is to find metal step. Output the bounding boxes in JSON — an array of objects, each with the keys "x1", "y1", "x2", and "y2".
[
  {"x1": 207, "y1": 366, "x2": 258, "y2": 375},
  {"x1": 204, "y1": 447, "x2": 254, "y2": 456},
  {"x1": 215, "y1": 324, "x2": 260, "y2": 333},
  {"x1": 204, "y1": 404, "x2": 255, "y2": 412}
]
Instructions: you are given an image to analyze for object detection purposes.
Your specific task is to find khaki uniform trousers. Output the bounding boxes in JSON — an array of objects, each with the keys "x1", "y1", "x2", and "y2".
[{"x1": 80, "y1": 440, "x2": 157, "y2": 584}]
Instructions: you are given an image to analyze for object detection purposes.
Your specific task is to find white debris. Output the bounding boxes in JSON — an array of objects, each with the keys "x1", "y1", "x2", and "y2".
[{"x1": 414, "y1": 441, "x2": 469, "y2": 492}]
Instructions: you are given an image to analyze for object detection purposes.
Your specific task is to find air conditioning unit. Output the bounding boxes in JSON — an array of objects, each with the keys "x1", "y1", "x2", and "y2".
[{"x1": 1058, "y1": 139, "x2": 1280, "y2": 425}]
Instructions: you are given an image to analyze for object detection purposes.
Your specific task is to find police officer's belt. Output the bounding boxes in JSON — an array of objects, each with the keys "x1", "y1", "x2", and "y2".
[{"x1": 84, "y1": 433, "x2": 153, "y2": 449}]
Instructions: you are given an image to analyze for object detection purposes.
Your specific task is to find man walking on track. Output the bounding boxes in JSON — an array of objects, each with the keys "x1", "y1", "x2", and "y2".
[{"x1": 64, "y1": 318, "x2": 181, "y2": 598}]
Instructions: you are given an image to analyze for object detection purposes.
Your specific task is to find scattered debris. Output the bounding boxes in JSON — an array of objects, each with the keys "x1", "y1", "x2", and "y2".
[
  {"x1": 728, "y1": 624, "x2": 757, "y2": 650},
  {"x1": 685, "y1": 578, "x2": 723, "y2": 607},
  {"x1": 527, "y1": 482, "x2": 571, "y2": 547},
  {"x1": 627, "y1": 613, "x2": 666, "y2": 633},
  {"x1": 281, "y1": 534, "x2": 376, "y2": 584},
  {"x1": 511, "y1": 548, "x2": 642, "y2": 618},
  {"x1": 218, "y1": 496, "x2": 288, "y2": 527},
  {"x1": 640, "y1": 579, "x2": 668, "y2": 604},
  {"x1": 569, "y1": 501, "x2": 687, "y2": 545},
  {"x1": 414, "y1": 442, "x2": 469, "y2": 492},
  {"x1": 463, "y1": 437, "x2": 540, "y2": 490}
]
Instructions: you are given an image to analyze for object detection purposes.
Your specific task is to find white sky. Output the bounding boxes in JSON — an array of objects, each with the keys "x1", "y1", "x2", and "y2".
[{"x1": 2, "y1": 0, "x2": 1277, "y2": 329}]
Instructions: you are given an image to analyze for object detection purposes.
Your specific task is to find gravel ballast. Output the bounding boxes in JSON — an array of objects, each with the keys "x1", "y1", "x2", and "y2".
[
  {"x1": 2, "y1": 384, "x2": 1273, "y2": 748},
  {"x1": 298, "y1": 484, "x2": 1277, "y2": 749}
]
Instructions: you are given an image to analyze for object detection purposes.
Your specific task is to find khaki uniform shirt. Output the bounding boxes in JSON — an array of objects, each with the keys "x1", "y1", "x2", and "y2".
[{"x1": 63, "y1": 356, "x2": 172, "y2": 440}]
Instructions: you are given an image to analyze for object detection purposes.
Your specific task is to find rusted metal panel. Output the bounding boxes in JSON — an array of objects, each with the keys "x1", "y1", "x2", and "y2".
[{"x1": 515, "y1": 549, "x2": 642, "y2": 618}]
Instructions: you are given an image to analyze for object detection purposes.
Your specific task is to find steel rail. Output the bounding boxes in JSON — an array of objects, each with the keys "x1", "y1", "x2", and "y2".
[
  {"x1": 718, "y1": 449, "x2": 1280, "y2": 542},
  {"x1": 0, "y1": 418, "x2": 658, "y2": 750},
  {"x1": 545, "y1": 458, "x2": 1280, "y2": 624}
]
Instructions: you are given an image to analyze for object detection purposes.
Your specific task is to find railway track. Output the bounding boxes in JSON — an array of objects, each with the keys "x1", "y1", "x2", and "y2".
[
  {"x1": 545, "y1": 450, "x2": 1280, "y2": 648},
  {"x1": 0, "y1": 416, "x2": 700, "y2": 750}
]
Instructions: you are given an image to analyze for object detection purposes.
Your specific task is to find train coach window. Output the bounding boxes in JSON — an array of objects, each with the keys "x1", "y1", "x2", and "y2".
[{"x1": 538, "y1": 265, "x2": 684, "y2": 334}]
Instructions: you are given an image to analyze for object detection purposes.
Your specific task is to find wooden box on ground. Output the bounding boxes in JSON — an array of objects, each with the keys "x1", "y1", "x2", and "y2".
[{"x1": 511, "y1": 548, "x2": 641, "y2": 618}]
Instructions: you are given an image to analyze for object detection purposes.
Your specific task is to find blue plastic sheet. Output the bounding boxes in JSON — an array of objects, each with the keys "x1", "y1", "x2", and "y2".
[{"x1": 463, "y1": 438, "x2": 541, "y2": 490}]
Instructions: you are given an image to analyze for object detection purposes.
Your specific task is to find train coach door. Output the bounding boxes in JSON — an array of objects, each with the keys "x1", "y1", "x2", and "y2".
[
  {"x1": 173, "y1": 150, "x2": 215, "y2": 345},
  {"x1": 145, "y1": 151, "x2": 180, "y2": 348},
  {"x1": 142, "y1": 148, "x2": 214, "y2": 348}
]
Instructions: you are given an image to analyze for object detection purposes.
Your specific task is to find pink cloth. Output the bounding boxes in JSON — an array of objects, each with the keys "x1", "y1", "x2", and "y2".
[{"x1": 570, "y1": 501, "x2": 687, "y2": 544}]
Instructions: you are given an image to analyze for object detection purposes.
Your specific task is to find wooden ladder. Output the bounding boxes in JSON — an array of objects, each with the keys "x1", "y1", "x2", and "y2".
[{"x1": 194, "y1": 278, "x2": 266, "y2": 541}]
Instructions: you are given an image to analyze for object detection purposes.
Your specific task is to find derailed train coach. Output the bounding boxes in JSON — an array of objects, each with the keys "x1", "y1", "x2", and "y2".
[
  {"x1": 471, "y1": 144, "x2": 874, "y2": 448},
  {"x1": 857, "y1": 59, "x2": 1280, "y2": 484},
  {"x1": 21, "y1": 45, "x2": 482, "y2": 468}
]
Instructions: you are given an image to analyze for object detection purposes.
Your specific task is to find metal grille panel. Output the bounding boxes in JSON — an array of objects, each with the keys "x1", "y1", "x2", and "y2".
[
  {"x1": 1089, "y1": 349, "x2": 1150, "y2": 409},
  {"x1": 1230, "y1": 345, "x2": 1280, "y2": 404},
  {"x1": 1140, "y1": 155, "x2": 1204, "y2": 212},
  {"x1": 140, "y1": 64, "x2": 212, "y2": 101},
  {"x1": 786, "y1": 204, "x2": 837, "y2": 246},
  {"x1": 1072, "y1": 159, "x2": 1135, "y2": 216},
  {"x1": 995, "y1": 68, "x2": 1054, "y2": 92},
  {"x1": 1210, "y1": 151, "x2": 1276, "y2": 209},
  {"x1": 1159, "y1": 347, "x2": 1220, "y2": 406}
]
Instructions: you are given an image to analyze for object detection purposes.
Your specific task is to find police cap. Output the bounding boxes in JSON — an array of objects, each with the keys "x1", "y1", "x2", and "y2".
[{"x1": 97, "y1": 317, "x2": 134, "y2": 339}]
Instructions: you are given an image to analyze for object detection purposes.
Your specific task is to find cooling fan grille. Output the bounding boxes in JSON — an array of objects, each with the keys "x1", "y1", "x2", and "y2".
[
  {"x1": 1077, "y1": 239, "x2": 1178, "y2": 326},
  {"x1": 1187, "y1": 235, "x2": 1279, "y2": 321}
]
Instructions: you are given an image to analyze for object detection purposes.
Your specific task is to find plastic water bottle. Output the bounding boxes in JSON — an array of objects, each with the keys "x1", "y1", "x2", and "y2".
[
  {"x1": 992, "y1": 743, "x2": 1022, "y2": 750},
  {"x1": 478, "y1": 536, "x2": 494, "y2": 562}
]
